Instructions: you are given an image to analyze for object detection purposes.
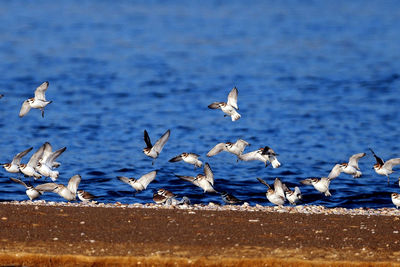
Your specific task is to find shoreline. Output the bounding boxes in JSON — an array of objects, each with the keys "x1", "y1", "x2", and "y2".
[{"x1": 1, "y1": 202, "x2": 400, "y2": 266}]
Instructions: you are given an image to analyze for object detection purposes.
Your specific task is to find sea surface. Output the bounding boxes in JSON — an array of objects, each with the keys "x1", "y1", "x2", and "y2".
[{"x1": 0, "y1": 1, "x2": 399, "y2": 208}]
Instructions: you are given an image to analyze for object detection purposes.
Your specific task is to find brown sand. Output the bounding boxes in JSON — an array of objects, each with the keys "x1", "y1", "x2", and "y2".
[{"x1": 0, "y1": 203, "x2": 400, "y2": 266}]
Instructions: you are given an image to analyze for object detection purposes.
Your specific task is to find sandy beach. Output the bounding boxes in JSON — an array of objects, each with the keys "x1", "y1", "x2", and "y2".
[{"x1": 0, "y1": 202, "x2": 399, "y2": 266}]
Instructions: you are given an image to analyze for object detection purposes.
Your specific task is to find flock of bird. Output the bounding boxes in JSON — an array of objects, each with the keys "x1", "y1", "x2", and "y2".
[{"x1": 2, "y1": 82, "x2": 400, "y2": 208}]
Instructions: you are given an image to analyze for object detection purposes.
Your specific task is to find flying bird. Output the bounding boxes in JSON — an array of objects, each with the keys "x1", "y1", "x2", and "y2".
[
  {"x1": 143, "y1": 129, "x2": 170, "y2": 164},
  {"x1": 300, "y1": 164, "x2": 342, "y2": 197},
  {"x1": 238, "y1": 146, "x2": 281, "y2": 168},
  {"x1": 2, "y1": 147, "x2": 33, "y2": 174},
  {"x1": 117, "y1": 170, "x2": 157, "y2": 193},
  {"x1": 19, "y1": 145, "x2": 44, "y2": 180},
  {"x1": 370, "y1": 148, "x2": 400, "y2": 184},
  {"x1": 339, "y1": 152, "x2": 366, "y2": 178},
  {"x1": 36, "y1": 144, "x2": 66, "y2": 181},
  {"x1": 206, "y1": 139, "x2": 250, "y2": 159},
  {"x1": 169, "y1": 153, "x2": 202, "y2": 168},
  {"x1": 257, "y1": 177, "x2": 286, "y2": 206},
  {"x1": 208, "y1": 87, "x2": 241, "y2": 121},
  {"x1": 9, "y1": 177, "x2": 42, "y2": 200},
  {"x1": 176, "y1": 163, "x2": 217, "y2": 193},
  {"x1": 19, "y1": 81, "x2": 52, "y2": 118},
  {"x1": 35, "y1": 174, "x2": 81, "y2": 201}
]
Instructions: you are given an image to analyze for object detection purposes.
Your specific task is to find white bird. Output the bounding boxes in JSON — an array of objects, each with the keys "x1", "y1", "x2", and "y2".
[
  {"x1": 2, "y1": 147, "x2": 33, "y2": 174},
  {"x1": 206, "y1": 139, "x2": 250, "y2": 159},
  {"x1": 19, "y1": 145, "x2": 44, "y2": 179},
  {"x1": 339, "y1": 152, "x2": 366, "y2": 178},
  {"x1": 300, "y1": 164, "x2": 342, "y2": 197},
  {"x1": 143, "y1": 129, "x2": 170, "y2": 164},
  {"x1": 257, "y1": 177, "x2": 286, "y2": 206},
  {"x1": 36, "y1": 144, "x2": 66, "y2": 181},
  {"x1": 391, "y1": 193, "x2": 400, "y2": 209},
  {"x1": 35, "y1": 174, "x2": 81, "y2": 201},
  {"x1": 9, "y1": 177, "x2": 42, "y2": 200},
  {"x1": 117, "y1": 170, "x2": 157, "y2": 192},
  {"x1": 39, "y1": 142, "x2": 62, "y2": 168},
  {"x1": 370, "y1": 148, "x2": 400, "y2": 184},
  {"x1": 19, "y1": 81, "x2": 52, "y2": 118},
  {"x1": 238, "y1": 146, "x2": 281, "y2": 168},
  {"x1": 282, "y1": 184, "x2": 302, "y2": 205},
  {"x1": 208, "y1": 87, "x2": 241, "y2": 121},
  {"x1": 169, "y1": 153, "x2": 202, "y2": 168},
  {"x1": 176, "y1": 163, "x2": 217, "y2": 193}
]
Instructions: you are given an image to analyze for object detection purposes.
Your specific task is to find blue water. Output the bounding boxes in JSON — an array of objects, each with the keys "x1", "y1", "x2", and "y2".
[{"x1": 0, "y1": 1, "x2": 399, "y2": 208}]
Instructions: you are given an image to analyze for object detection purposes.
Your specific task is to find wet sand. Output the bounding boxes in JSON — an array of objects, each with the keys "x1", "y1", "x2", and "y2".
[{"x1": 0, "y1": 202, "x2": 400, "y2": 266}]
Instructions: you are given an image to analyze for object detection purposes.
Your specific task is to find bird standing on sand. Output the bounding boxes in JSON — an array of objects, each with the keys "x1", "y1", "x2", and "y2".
[
  {"x1": 208, "y1": 87, "x2": 241, "y2": 121},
  {"x1": 143, "y1": 129, "x2": 170, "y2": 165},
  {"x1": 19, "y1": 81, "x2": 52, "y2": 118}
]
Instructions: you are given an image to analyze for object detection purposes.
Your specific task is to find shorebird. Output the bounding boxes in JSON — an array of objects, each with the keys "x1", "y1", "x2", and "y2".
[
  {"x1": 35, "y1": 174, "x2": 81, "y2": 201},
  {"x1": 77, "y1": 190, "x2": 97, "y2": 202},
  {"x1": 36, "y1": 144, "x2": 66, "y2": 181},
  {"x1": 39, "y1": 142, "x2": 63, "y2": 168},
  {"x1": 391, "y1": 193, "x2": 400, "y2": 209},
  {"x1": 370, "y1": 148, "x2": 400, "y2": 184},
  {"x1": 282, "y1": 184, "x2": 302, "y2": 205},
  {"x1": 300, "y1": 164, "x2": 342, "y2": 197},
  {"x1": 257, "y1": 177, "x2": 286, "y2": 206},
  {"x1": 208, "y1": 87, "x2": 241, "y2": 121},
  {"x1": 220, "y1": 191, "x2": 242, "y2": 204},
  {"x1": 339, "y1": 152, "x2": 366, "y2": 178},
  {"x1": 206, "y1": 139, "x2": 250, "y2": 160},
  {"x1": 19, "y1": 145, "x2": 44, "y2": 180},
  {"x1": 2, "y1": 147, "x2": 33, "y2": 174},
  {"x1": 143, "y1": 129, "x2": 170, "y2": 164},
  {"x1": 117, "y1": 170, "x2": 157, "y2": 193},
  {"x1": 152, "y1": 189, "x2": 176, "y2": 204},
  {"x1": 9, "y1": 177, "x2": 42, "y2": 200},
  {"x1": 169, "y1": 153, "x2": 202, "y2": 168},
  {"x1": 176, "y1": 163, "x2": 217, "y2": 193},
  {"x1": 238, "y1": 146, "x2": 281, "y2": 168},
  {"x1": 19, "y1": 81, "x2": 52, "y2": 118}
]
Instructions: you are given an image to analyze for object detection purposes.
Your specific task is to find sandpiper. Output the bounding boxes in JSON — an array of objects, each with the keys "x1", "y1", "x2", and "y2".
[
  {"x1": 169, "y1": 153, "x2": 202, "y2": 168},
  {"x1": 2, "y1": 147, "x2": 33, "y2": 174},
  {"x1": 19, "y1": 145, "x2": 44, "y2": 179},
  {"x1": 257, "y1": 177, "x2": 286, "y2": 206},
  {"x1": 36, "y1": 145, "x2": 66, "y2": 181},
  {"x1": 19, "y1": 81, "x2": 52, "y2": 118},
  {"x1": 35, "y1": 174, "x2": 81, "y2": 201},
  {"x1": 143, "y1": 129, "x2": 170, "y2": 164},
  {"x1": 9, "y1": 177, "x2": 42, "y2": 200},
  {"x1": 77, "y1": 190, "x2": 97, "y2": 202},
  {"x1": 39, "y1": 142, "x2": 62, "y2": 168},
  {"x1": 300, "y1": 164, "x2": 342, "y2": 197},
  {"x1": 176, "y1": 162, "x2": 217, "y2": 193},
  {"x1": 391, "y1": 193, "x2": 400, "y2": 209},
  {"x1": 117, "y1": 170, "x2": 157, "y2": 193},
  {"x1": 208, "y1": 87, "x2": 241, "y2": 121},
  {"x1": 370, "y1": 148, "x2": 400, "y2": 184},
  {"x1": 220, "y1": 191, "x2": 242, "y2": 204},
  {"x1": 152, "y1": 188, "x2": 176, "y2": 205},
  {"x1": 206, "y1": 139, "x2": 250, "y2": 159},
  {"x1": 282, "y1": 184, "x2": 302, "y2": 205},
  {"x1": 339, "y1": 152, "x2": 366, "y2": 178},
  {"x1": 238, "y1": 146, "x2": 281, "y2": 168}
]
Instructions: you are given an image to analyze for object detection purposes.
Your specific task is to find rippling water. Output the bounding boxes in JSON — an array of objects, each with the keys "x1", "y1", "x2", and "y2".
[{"x1": 0, "y1": 1, "x2": 399, "y2": 208}]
